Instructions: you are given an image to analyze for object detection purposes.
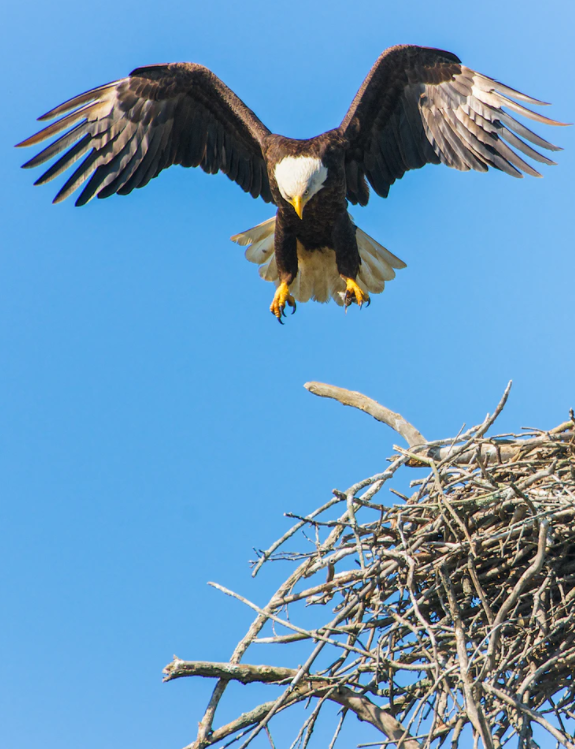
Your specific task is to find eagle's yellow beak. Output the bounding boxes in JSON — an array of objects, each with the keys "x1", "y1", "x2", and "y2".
[{"x1": 292, "y1": 195, "x2": 304, "y2": 219}]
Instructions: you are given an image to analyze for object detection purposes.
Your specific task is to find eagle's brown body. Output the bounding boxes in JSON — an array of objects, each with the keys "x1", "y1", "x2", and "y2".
[{"x1": 265, "y1": 133, "x2": 360, "y2": 285}]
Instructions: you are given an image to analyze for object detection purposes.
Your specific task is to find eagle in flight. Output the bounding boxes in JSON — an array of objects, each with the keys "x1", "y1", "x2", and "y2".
[{"x1": 18, "y1": 45, "x2": 565, "y2": 322}]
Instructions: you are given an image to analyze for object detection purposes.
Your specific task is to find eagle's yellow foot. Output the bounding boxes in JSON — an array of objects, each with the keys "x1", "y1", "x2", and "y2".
[
  {"x1": 342, "y1": 276, "x2": 370, "y2": 311},
  {"x1": 270, "y1": 281, "x2": 296, "y2": 323}
]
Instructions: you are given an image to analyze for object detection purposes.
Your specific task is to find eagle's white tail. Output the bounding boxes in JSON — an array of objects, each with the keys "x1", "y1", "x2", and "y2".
[{"x1": 230, "y1": 215, "x2": 406, "y2": 306}]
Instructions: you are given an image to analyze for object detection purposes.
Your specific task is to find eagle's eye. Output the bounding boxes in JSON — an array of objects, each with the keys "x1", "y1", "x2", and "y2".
[{"x1": 303, "y1": 188, "x2": 310, "y2": 197}]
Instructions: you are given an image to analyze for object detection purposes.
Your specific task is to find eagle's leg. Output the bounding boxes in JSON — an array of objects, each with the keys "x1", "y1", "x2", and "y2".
[
  {"x1": 270, "y1": 222, "x2": 298, "y2": 323},
  {"x1": 333, "y1": 213, "x2": 370, "y2": 310}
]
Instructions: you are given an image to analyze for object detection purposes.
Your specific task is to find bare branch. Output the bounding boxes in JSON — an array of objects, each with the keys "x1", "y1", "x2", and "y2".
[
  {"x1": 330, "y1": 689, "x2": 423, "y2": 749},
  {"x1": 163, "y1": 660, "x2": 317, "y2": 685},
  {"x1": 304, "y1": 382, "x2": 426, "y2": 447}
]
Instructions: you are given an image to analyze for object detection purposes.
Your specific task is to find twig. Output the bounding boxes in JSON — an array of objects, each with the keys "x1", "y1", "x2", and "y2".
[{"x1": 252, "y1": 495, "x2": 344, "y2": 577}]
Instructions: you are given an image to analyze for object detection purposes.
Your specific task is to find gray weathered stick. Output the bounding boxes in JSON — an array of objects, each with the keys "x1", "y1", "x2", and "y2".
[{"x1": 304, "y1": 381, "x2": 426, "y2": 447}]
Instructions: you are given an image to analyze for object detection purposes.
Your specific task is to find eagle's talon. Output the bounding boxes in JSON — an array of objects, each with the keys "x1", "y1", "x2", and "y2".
[
  {"x1": 270, "y1": 281, "x2": 296, "y2": 322},
  {"x1": 342, "y1": 276, "x2": 370, "y2": 311}
]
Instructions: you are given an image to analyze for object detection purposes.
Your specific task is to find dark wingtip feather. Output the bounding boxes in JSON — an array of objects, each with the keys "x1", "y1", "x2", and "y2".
[
  {"x1": 22, "y1": 155, "x2": 39, "y2": 168},
  {"x1": 74, "y1": 193, "x2": 90, "y2": 207}
]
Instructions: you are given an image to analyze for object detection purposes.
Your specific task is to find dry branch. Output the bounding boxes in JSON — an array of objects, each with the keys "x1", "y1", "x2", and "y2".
[
  {"x1": 165, "y1": 384, "x2": 575, "y2": 749},
  {"x1": 304, "y1": 381, "x2": 426, "y2": 447}
]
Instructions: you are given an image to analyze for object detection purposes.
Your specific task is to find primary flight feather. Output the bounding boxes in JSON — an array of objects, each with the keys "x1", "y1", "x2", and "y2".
[{"x1": 17, "y1": 45, "x2": 566, "y2": 321}]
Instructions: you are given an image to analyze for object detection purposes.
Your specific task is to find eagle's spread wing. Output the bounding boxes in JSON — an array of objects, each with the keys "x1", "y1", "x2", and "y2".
[
  {"x1": 17, "y1": 63, "x2": 273, "y2": 205},
  {"x1": 340, "y1": 45, "x2": 567, "y2": 205}
]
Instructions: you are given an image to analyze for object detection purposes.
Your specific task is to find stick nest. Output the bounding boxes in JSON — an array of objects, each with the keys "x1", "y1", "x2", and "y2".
[
  {"x1": 345, "y1": 423, "x2": 575, "y2": 748},
  {"x1": 165, "y1": 385, "x2": 575, "y2": 749}
]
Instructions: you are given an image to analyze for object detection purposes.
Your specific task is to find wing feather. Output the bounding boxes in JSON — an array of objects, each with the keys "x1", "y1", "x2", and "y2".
[
  {"x1": 17, "y1": 63, "x2": 273, "y2": 204},
  {"x1": 53, "y1": 145, "x2": 110, "y2": 204},
  {"x1": 449, "y1": 106, "x2": 544, "y2": 176},
  {"x1": 126, "y1": 121, "x2": 172, "y2": 192},
  {"x1": 33, "y1": 134, "x2": 94, "y2": 186},
  {"x1": 21, "y1": 100, "x2": 112, "y2": 146},
  {"x1": 37, "y1": 82, "x2": 118, "y2": 121},
  {"x1": 23, "y1": 122, "x2": 91, "y2": 171},
  {"x1": 499, "y1": 128, "x2": 556, "y2": 165},
  {"x1": 398, "y1": 91, "x2": 427, "y2": 168},
  {"x1": 77, "y1": 131, "x2": 144, "y2": 205},
  {"x1": 116, "y1": 122, "x2": 168, "y2": 193},
  {"x1": 340, "y1": 45, "x2": 567, "y2": 203}
]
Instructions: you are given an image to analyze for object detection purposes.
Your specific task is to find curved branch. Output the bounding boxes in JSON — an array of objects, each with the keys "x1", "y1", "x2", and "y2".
[
  {"x1": 330, "y1": 688, "x2": 422, "y2": 749},
  {"x1": 304, "y1": 380, "x2": 563, "y2": 468},
  {"x1": 188, "y1": 697, "x2": 303, "y2": 749},
  {"x1": 163, "y1": 659, "x2": 422, "y2": 749},
  {"x1": 304, "y1": 382, "x2": 426, "y2": 447}
]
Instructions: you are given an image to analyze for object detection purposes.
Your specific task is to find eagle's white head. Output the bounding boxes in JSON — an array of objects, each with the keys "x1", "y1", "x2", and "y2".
[{"x1": 274, "y1": 156, "x2": 328, "y2": 219}]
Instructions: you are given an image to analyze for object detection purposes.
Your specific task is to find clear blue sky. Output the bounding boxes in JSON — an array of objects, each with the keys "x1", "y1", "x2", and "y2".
[{"x1": 1, "y1": 1, "x2": 573, "y2": 748}]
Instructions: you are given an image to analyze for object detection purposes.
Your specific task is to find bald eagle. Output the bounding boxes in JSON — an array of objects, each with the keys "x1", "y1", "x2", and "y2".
[{"x1": 18, "y1": 45, "x2": 565, "y2": 322}]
